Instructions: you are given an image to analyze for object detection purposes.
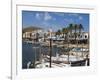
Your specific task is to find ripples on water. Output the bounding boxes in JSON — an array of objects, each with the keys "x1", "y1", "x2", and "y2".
[{"x1": 22, "y1": 42, "x2": 61, "y2": 69}]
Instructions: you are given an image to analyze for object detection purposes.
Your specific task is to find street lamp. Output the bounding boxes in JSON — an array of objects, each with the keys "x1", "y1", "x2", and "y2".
[{"x1": 49, "y1": 29, "x2": 52, "y2": 68}]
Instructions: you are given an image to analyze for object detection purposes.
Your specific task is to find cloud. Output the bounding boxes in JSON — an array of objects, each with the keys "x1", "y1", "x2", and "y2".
[
  {"x1": 79, "y1": 16, "x2": 83, "y2": 20},
  {"x1": 35, "y1": 13, "x2": 40, "y2": 19},
  {"x1": 42, "y1": 21, "x2": 49, "y2": 26},
  {"x1": 35, "y1": 13, "x2": 43, "y2": 20},
  {"x1": 69, "y1": 18, "x2": 75, "y2": 23},
  {"x1": 64, "y1": 18, "x2": 75, "y2": 23},
  {"x1": 36, "y1": 12, "x2": 56, "y2": 22},
  {"x1": 44, "y1": 12, "x2": 52, "y2": 21},
  {"x1": 68, "y1": 13, "x2": 83, "y2": 20}
]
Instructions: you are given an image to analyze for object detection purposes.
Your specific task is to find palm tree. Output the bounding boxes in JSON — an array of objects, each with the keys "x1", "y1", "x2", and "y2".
[
  {"x1": 56, "y1": 29, "x2": 61, "y2": 35},
  {"x1": 56, "y1": 29, "x2": 61, "y2": 39},
  {"x1": 62, "y1": 27, "x2": 69, "y2": 43},
  {"x1": 72, "y1": 24, "x2": 79, "y2": 59},
  {"x1": 61, "y1": 27, "x2": 69, "y2": 63},
  {"x1": 36, "y1": 32, "x2": 39, "y2": 42},
  {"x1": 62, "y1": 28, "x2": 66, "y2": 38},
  {"x1": 68, "y1": 23, "x2": 74, "y2": 44},
  {"x1": 78, "y1": 24, "x2": 84, "y2": 44},
  {"x1": 78, "y1": 24, "x2": 84, "y2": 57},
  {"x1": 79, "y1": 24, "x2": 84, "y2": 34},
  {"x1": 44, "y1": 33, "x2": 46, "y2": 42},
  {"x1": 68, "y1": 24, "x2": 73, "y2": 35},
  {"x1": 73, "y1": 24, "x2": 78, "y2": 44}
]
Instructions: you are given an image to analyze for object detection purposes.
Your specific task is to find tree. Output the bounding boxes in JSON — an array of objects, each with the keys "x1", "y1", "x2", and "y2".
[
  {"x1": 78, "y1": 24, "x2": 84, "y2": 44},
  {"x1": 56, "y1": 29, "x2": 62, "y2": 38},
  {"x1": 78, "y1": 24, "x2": 84, "y2": 58},
  {"x1": 36, "y1": 32, "x2": 39, "y2": 42},
  {"x1": 44, "y1": 33, "x2": 47, "y2": 42},
  {"x1": 79, "y1": 24, "x2": 84, "y2": 34},
  {"x1": 62, "y1": 27, "x2": 69, "y2": 42},
  {"x1": 68, "y1": 23, "x2": 74, "y2": 44},
  {"x1": 74, "y1": 24, "x2": 78, "y2": 43},
  {"x1": 68, "y1": 23, "x2": 74, "y2": 36}
]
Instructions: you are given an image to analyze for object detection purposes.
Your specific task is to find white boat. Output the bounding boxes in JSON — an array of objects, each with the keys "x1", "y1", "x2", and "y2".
[{"x1": 52, "y1": 54, "x2": 84, "y2": 62}]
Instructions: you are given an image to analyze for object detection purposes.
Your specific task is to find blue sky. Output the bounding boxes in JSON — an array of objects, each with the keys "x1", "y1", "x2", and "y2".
[{"x1": 22, "y1": 11, "x2": 89, "y2": 32}]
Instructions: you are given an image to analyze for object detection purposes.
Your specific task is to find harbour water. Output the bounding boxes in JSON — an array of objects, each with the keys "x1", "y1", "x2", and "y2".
[
  {"x1": 22, "y1": 42, "x2": 61, "y2": 69},
  {"x1": 22, "y1": 41, "x2": 89, "y2": 69}
]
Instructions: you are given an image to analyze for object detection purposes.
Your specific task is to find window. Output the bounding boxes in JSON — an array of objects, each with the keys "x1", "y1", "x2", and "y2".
[{"x1": 85, "y1": 35, "x2": 87, "y2": 38}]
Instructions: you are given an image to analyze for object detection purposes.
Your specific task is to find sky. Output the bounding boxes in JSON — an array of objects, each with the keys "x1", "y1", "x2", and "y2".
[{"x1": 22, "y1": 11, "x2": 89, "y2": 32}]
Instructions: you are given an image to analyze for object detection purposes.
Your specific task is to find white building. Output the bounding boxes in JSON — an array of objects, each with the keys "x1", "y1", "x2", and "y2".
[{"x1": 68, "y1": 32, "x2": 89, "y2": 41}]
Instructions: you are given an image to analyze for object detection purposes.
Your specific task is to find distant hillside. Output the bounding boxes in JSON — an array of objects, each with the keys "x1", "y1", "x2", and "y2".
[{"x1": 22, "y1": 26, "x2": 43, "y2": 33}]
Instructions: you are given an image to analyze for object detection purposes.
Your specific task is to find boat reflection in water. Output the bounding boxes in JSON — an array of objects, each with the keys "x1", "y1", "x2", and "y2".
[{"x1": 22, "y1": 41, "x2": 89, "y2": 69}]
